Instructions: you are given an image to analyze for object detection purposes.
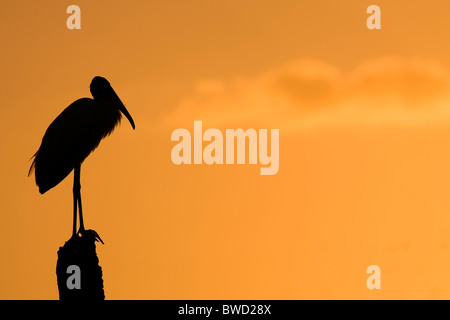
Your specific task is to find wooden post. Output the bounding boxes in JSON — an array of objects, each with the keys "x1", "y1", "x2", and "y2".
[{"x1": 56, "y1": 230, "x2": 105, "y2": 300}]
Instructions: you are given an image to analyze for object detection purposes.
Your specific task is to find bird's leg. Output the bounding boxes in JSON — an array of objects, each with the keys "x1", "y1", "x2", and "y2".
[
  {"x1": 77, "y1": 186, "x2": 85, "y2": 235},
  {"x1": 72, "y1": 177, "x2": 78, "y2": 238},
  {"x1": 74, "y1": 164, "x2": 86, "y2": 235}
]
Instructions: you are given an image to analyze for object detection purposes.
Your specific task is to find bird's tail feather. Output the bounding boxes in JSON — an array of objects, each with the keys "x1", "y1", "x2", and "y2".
[{"x1": 28, "y1": 152, "x2": 37, "y2": 177}]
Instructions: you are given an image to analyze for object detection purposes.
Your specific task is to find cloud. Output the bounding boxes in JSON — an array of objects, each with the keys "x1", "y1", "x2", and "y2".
[{"x1": 163, "y1": 56, "x2": 450, "y2": 131}]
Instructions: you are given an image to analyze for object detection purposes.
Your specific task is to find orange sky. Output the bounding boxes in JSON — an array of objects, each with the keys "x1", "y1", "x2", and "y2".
[{"x1": 2, "y1": 0, "x2": 450, "y2": 299}]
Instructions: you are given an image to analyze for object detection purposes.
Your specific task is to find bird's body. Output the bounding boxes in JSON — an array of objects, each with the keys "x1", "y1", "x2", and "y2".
[
  {"x1": 30, "y1": 97, "x2": 122, "y2": 194},
  {"x1": 29, "y1": 77, "x2": 135, "y2": 238}
]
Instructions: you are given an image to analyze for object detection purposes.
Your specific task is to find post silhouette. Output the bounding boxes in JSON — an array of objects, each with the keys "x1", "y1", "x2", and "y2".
[{"x1": 56, "y1": 231, "x2": 105, "y2": 300}]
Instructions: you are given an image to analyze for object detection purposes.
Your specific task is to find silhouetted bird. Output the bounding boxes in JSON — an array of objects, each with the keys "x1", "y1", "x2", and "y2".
[{"x1": 29, "y1": 76, "x2": 135, "y2": 239}]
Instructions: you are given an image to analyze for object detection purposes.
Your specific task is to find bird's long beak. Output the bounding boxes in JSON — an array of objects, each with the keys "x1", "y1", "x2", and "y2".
[{"x1": 114, "y1": 91, "x2": 135, "y2": 130}]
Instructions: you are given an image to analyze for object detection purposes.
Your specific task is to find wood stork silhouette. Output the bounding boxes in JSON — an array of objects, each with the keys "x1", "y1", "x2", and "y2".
[{"x1": 29, "y1": 76, "x2": 135, "y2": 240}]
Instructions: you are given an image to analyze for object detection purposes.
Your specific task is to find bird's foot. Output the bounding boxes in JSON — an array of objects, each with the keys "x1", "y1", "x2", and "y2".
[
  {"x1": 69, "y1": 233, "x2": 79, "y2": 241},
  {"x1": 78, "y1": 228, "x2": 104, "y2": 244}
]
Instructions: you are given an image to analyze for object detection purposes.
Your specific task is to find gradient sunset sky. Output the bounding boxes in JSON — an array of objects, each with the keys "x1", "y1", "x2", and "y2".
[{"x1": 2, "y1": 0, "x2": 450, "y2": 299}]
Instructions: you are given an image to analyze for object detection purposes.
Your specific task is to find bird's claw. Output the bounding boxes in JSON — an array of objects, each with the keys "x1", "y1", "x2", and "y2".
[{"x1": 78, "y1": 228, "x2": 104, "y2": 244}]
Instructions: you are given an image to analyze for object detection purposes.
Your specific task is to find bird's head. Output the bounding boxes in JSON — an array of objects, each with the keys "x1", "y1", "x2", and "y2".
[{"x1": 90, "y1": 76, "x2": 135, "y2": 130}]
